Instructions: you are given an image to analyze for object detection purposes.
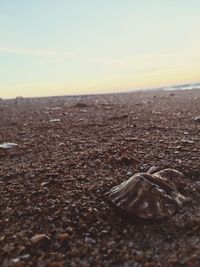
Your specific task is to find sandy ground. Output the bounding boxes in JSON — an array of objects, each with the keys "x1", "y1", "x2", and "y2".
[{"x1": 0, "y1": 89, "x2": 200, "y2": 267}]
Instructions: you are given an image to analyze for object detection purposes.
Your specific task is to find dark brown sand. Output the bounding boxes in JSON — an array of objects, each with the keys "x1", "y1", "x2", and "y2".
[{"x1": 0, "y1": 89, "x2": 200, "y2": 267}]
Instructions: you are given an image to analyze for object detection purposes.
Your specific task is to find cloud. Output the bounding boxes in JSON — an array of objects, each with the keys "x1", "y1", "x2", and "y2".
[{"x1": 0, "y1": 47, "x2": 73, "y2": 61}]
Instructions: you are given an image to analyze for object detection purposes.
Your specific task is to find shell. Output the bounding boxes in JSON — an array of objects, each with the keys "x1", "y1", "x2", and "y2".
[{"x1": 108, "y1": 169, "x2": 188, "y2": 219}]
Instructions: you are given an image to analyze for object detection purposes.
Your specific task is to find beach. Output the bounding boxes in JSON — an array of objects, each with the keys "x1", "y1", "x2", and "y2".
[{"x1": 0, "y1": 89, "x2": 200, "y2": 266}]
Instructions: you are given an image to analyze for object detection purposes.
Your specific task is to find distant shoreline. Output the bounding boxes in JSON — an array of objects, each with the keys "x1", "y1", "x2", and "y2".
[{"x1": 1, "y1": 82, "x2": 200, "y2": 101}]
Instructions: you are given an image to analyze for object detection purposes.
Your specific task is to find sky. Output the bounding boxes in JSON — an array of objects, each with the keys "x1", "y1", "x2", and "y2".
[{"x1": 0, "y1": 0, "x2": 200, "y2": 98}]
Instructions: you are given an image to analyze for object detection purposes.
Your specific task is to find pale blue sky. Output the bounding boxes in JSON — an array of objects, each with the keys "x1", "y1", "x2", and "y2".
[{"x1": 0, "y1": 0, "x2": 200, "y2": 98}]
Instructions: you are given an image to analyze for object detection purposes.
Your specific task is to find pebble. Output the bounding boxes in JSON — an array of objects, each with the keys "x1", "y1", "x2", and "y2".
[
  {"x1": 181, "y1": 139, "x2": 195, "y2": 144},
  {"x1": 140, "y1": 164, "x2": 150, "y2": 172},
  {"x1": 128, "y1": 241, "x2": 134, "y2": 248},
  {"x1": 107, "y1": 241, "x2": 116, "y2": 248},
  {"x1": 49, "y1": 119, "x2": 61, "y2": 122},
  {"x1": 19, "y1": 254, "x2": 30, "y2": 259},
  {"x1": 30, "y1": 234, "x2": 50, "y2": 245},
  {"x1": 85, "y1": 236, "x2": 96, "y2": 244},
  {"x1": 0, "y1": 142, "x2": 18, "y2": 149},
  {"x1": 101, "y1": 230, "x2": 109, "y2": 234},
  {"x1": 194, "y1": 116, "x2": 200, "y2": 122},
  {"x1": 58, "y1": 233, "x2": 70, "y2": 242}
]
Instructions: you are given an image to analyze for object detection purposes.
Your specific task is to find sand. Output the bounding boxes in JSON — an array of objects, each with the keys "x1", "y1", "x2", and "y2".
[{"x1": 0, "y1": 89, "x2": 200, "y2": 266}]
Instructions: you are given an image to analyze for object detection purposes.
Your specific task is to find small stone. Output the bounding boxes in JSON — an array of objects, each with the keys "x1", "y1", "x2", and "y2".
[
  {"x1": 193, "y1": 181, "x2": 200, "y2": 190},
  {"x1": 101, "y1": 230, "x2": 109, "y2": 234},
  {"x1": 85, "y1": 236, "x2": 96, "y2": 244},
  {"x1": 41, "y1": 182, "x2": 49, "y2": 186},
  {"x1": 66, "y1": 227, "x2": 73, "y2": 233},
  {"x1": 0, "y1": 235, "x2": 5, "y2": 241},
  {"x1": 0, "y1": 142, "x2": 18, "y2": 149},
  {"x1": 140, "y1": 164, "x2": 150, "y2": 172},
  {"x1": 50, "y1": 107, "x2": 62, "y2": 110},
  {"x1": 107, "y1": 241, "x2": 116, "y2": 248},
  {"x1": 19, "y1": 254, "x2": 30, "y2": 259},
  {"x1": 194, "y1": 116, "x2": 200, "y2": 122},
  {"x1": 30, "y1": 234, "x2": 50, "y2": 245},
  {"x1": 12, "y1": 258, "x2": 20, "y2": 263},
  {"x1": 58, "y1": 233, "x2": 70, "y2": 242},
  {"x1": 49, "y1": 119, "x2": 61, "y2": 122},
  {"x1": 128, "y1": 241, "x2": 134, "y2": 248},
  {"x1": 181, "y1": 139, "x2": 195, "y2": 145},
  {"x1": 125, "y1": 137, "x2": 138, "y2": 142}
]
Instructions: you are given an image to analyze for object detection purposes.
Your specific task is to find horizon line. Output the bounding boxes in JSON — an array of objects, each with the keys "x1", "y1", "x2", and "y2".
[{"x1": 1, "y1": 81, "x2": 200, "y2": 100}]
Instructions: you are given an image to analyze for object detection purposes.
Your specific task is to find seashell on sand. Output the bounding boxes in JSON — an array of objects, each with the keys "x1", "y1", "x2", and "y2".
[{"x1": 108, "y1": 169, "x2": 189, "y2": 219}]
